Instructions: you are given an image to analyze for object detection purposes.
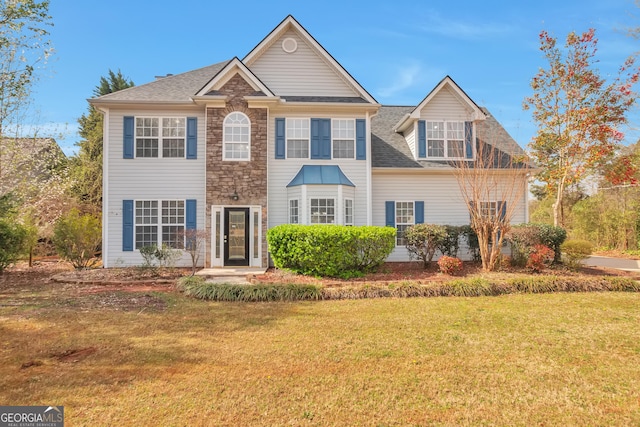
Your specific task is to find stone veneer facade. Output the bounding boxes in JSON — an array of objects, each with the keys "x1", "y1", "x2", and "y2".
[{"x1": 205, "y1": 74, "x2": 268, "y2": 267}]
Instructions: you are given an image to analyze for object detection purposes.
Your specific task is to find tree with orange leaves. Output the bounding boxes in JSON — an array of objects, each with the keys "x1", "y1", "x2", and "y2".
[{"x1": 524, "y1": 29, "x2": 639, "y2": 227}]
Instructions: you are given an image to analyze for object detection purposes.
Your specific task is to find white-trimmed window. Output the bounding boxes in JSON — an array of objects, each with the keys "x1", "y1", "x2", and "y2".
[
  {"x1": 344, "y1": 198, "x2": 354, "y2": 226},
  {"x1": 223, "y1": 112, "x2": 250, "y2": 160},
  {"x1": 310, "y1": 198, "x2": 335, "y2": 224},
  {"x1": 286, "y1": 119, "x2": 309, "y2": 158},
  {"x1": 481, "y1": 201, "x2": 497, "y2": 218},
  {"x1": 332, "y1": 119, "x2": 355, "y2": 159},
  {"x1": 427, "y1": 121, "x2": 465, "y2": 158},
  {"x1": 395, "y1": 201, "x2": 414, "y2": 246},
  {"x1": 135, "y1": 117, "x2": 186, "y2": 158},
  {"x1": 135, "y1": 200, "x2": 185, "y2": 249},
  {"x1": 289, "y1": 199, "x2": 299, "y2": 224},
  {"x1": 135, "y1": 200, "x2": 158, "y2": 249},
  {"x1": 161, "y1": 200, "x2": 185, "y2": 249}
]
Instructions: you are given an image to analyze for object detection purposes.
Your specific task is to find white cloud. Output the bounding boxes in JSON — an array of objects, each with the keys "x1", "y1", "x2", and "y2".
[
  {"x1": 417, "y1": 11, "x2": 515, "y2": 40},
  {"x1": 377, "y1": 63, "x2": 422, "y2": 98}
]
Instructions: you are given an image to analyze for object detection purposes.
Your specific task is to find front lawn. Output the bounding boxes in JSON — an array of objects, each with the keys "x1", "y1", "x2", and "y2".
[{"x1": 1, "y1": 268, "x2": 639, "y2": 426}]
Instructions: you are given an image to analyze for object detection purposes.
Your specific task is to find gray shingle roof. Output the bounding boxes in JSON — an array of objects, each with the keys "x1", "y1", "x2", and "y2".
[
  {"x1": 371, "y1": 106, "x2": 526, "y2": 169},
  {"x1": 93, "y1": 61, "x2": 230, "y2": 103},
  {"x1": 281, "y1": 96, "x2": 369, "y2": 103}
]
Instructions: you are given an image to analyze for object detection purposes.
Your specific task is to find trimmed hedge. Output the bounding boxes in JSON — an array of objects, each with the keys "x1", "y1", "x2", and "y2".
[
  {"x1": 267, "y1": 224, "x2": 395, "y2": 278},
  {"x1": 178, "y1": 275, "x2": 640, "y2": 302}
]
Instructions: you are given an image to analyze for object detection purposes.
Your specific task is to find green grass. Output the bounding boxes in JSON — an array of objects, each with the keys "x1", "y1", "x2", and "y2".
[{"x1": 1, "y1": 290, "x2": 640, "y2": 426}]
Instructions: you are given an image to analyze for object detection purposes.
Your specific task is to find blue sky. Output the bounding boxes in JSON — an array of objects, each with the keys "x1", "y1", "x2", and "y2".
[{"x1": 29, "y1": 0, "x2": 640, "y2": 155}]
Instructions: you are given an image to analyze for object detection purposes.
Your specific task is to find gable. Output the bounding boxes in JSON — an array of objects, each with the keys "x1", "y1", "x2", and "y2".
[
  {"x1": 248, "y1": 28, "x2": 359, "y2": 98},
  {"x1": 419, "y1": 85, "x2": 475, "y2": 121}
]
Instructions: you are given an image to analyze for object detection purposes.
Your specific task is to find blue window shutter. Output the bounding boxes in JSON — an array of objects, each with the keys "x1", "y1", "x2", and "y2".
[
  {"x1": 122, "y1": 200, "x2": 134, "y2": 251},
  {"x1": 310, "y1": 118, "x2": 320, "y2": 159},
  {"x1": 320, "y1": 119, "x2": 331, "y2": 159},
  {"x1": 415, "y1": 201, "x2": 424, "y2": 224},
  {"x1": 464, "y1": 121, "x2": 473, "y2": 159},
  {"x1": 356, "y1": 119, "x2": 366, "y2": 160},
  {"x1": 499, "y1": 201, "x2": 507, "y2": 221},
  {"x1": 186, "y1": 199, "x2": 197, "y2": 229},
  {"x1": 418, "y1": 120, "x2": 426, "y2": 158},
  {"x1": 123, "y1": 116, "x2": 134, "y2": 159},
  {"x1": 275, "y1": 118, "x2": 286, "y2": 159},
  {"x1": 186, "y1": 117, "x2": 197, "y2": 159},
  {"x1": 385, "y1": 201, "x2": 395, "y2": 227}
]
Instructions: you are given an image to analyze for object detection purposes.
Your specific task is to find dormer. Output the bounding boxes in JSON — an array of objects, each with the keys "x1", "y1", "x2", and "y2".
[{"x1": 394, "y1": 76, "x2": 486, "y2": 161}]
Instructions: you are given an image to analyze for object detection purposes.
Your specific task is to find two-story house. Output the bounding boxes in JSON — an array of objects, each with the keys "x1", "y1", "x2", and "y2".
[{"x1": 90, "y1": 15, "x2": 528, "y2": 268}]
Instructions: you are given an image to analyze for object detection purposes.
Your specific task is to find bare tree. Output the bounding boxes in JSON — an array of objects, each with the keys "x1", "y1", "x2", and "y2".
[
  {"x1": 179, "y1": 229, "x2": 208, "y2": 276},
  {"x1": 452, "y1": 117, "x2": 531, "y2": 271}
]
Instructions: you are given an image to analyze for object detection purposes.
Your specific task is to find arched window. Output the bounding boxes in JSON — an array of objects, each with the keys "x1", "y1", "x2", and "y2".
[{"x1": 223, "y1": 112, "x2": 250, "y2": 160}]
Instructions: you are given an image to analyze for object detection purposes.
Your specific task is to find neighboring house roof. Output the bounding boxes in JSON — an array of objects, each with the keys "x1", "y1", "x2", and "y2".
[
  {"x1": 0, "y1": 137, "x2": 66, "y2": 195},
  {"x1": 287, "y1": 165, "x2": 355, "y2": 187},
  {"x1": 371, "y1": 106, "x2": 526, "y2": 170},
  {"x1": 93, "y1": 61, "x2": 230, "y2": 104}
]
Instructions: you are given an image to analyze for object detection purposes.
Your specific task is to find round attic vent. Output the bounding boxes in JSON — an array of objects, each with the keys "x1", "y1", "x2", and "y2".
[{"x1": 282, "y1": 37, "x2": 297, "y2": 53}]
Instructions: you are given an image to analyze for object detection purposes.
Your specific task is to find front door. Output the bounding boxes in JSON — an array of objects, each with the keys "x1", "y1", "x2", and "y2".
[{"x1": 224, "y1": 208, "x2": 250, "y2": 266}]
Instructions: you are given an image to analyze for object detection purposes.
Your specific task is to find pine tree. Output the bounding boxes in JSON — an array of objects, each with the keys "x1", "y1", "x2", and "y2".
[{"x1": 71, "y1": 70, "x2": 133, "y2": 212}]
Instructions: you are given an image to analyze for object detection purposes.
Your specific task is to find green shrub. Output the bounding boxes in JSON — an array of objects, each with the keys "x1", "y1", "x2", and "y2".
[
  {"x1": 140, "y1": 244, "x2": 182, "y2": 269},
  {"x1": 534, "y1": 223, "x2": 567, "y2": 263},
  {"x1": 0, "y1": 220, "x2": 27, "y2": 273},
  {"x1": 267, "y1": 225, "x2": 395, "y2": 279},
  {"x1": 437, "y1": 225, "x2": 465, "y2": 257},
  {"x1": 404, "y1": 223, "x2": 448, "y2": 268},
  {"x1": 561, "y1": 239, "x2": 594, "y2": 269},
  {"x1": 508, "y1": 223, "x2": 567, "y2": 264},
  {"x1": 460, "y1": 225, "x2": 481, "y2": 261},
  {"x1": 53, "y1": 209, "x2": 102, "y2": 269}
]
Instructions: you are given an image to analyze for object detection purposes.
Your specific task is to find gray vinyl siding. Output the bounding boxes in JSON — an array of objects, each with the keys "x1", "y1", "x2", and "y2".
[
  {"x1": 104, "y1": 108, "x2": 206, "y2": 267},
  {"x1": 371, "y1": 172, "x2": 527, "y2": 261},
  {"x1": 419, "y1": 86, "x2": 475, "y2": 121},
  {"x1": 249, "y1": 29, "x2": 359, "y2": 97},
  {"x1": 267, "y1": 115, "x2": 370, "y2": 229}
]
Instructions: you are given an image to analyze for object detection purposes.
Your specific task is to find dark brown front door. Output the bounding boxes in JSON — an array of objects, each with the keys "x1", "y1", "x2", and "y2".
[{"x1": 224, "y1": 208, "x2": 249, "y2": 266}]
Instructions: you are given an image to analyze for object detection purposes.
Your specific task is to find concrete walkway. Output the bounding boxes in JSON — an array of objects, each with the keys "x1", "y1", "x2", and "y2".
[
  {"x1": 195, "y1": 267, "x2": 267, "y2": 284},
  {"x1": 583, "y1": 256, "x2": 640, "y2": 273}
]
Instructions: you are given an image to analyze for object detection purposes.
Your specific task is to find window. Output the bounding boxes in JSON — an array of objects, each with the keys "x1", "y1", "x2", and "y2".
[
  {"x1": 395, "y1": 202, "x2": 414, "y2": 246},
  {"x1": 135, "y1": 200, "x2": 158, "y2": 249},
  {"x1": 161, "y1": 200, "x2": 185, "y2": 248},
  {"x1": 426, "y1": 121, "x2": 466, "y2": 158},
  {"x1": 286, "y1": 119, "x2": 309, "y2": 158},
  {"x1": 223, "y1": 112, "x2": 250, "y2": 160},
  {"x1": 332, "y1": 119, "x2": 355, "y2": 159},
  {"x1": 135, "y1": 117, "x2": 186, "y2": 158},
  {"x1": 135, "y1": 200, "x2": 185, "y2": 249},
  {"x1": 480, "y1": 201, "x2": 497, "y2": 219},
  {"x1": 289, "y1": 199, "x2": 299, "y2": 224},
  {"x1": 344, "y1": 199, "x2": 354, "y2": 226},
  {"x1": 447, "y1": 122, "x2": 465, "y2": 158},
  {"x1": 310, "y1": 198, "x2": 335, "y2": 224}
]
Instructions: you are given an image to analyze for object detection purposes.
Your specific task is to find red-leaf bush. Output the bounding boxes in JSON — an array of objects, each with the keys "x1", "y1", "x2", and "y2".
[
  {"x1": 437, "y1": 255, "x2": 463, "y2": 275},
  {"x1": 526, "y1": 244, "x2": 554, "y2": 272}
]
